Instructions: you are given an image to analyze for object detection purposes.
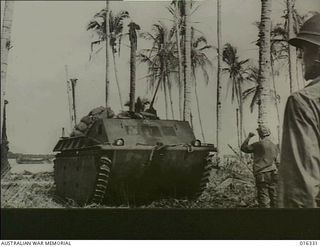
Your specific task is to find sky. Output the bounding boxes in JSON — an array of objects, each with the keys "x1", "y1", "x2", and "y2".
[{"x1": 1, "y1": 0, "x2": 319, "y2": 154}]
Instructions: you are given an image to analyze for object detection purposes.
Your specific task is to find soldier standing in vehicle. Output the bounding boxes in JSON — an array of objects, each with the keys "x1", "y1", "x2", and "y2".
[
  {"x1": 241, "y1": 126, "x2": 279, "y2": 208},
  {"x1": 279, "y1": 14, "x2": 320, "y2": 208}
]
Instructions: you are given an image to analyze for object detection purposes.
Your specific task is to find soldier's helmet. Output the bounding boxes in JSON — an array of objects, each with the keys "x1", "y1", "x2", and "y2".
[
  {"x1": 256, "y1": 125, "x2": 271, "y2": 137},
  {"x1": 289, "y1": 13, "x2": 320, "y2": 48}
]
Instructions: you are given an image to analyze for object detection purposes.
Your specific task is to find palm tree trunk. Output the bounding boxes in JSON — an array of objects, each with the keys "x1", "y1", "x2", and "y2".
[
  {"x1": 105, "y1": 0, "x2": 110, "y2": 107},
  {"x1": 238, "y1": 82, "x2": 243, "y2": 161},
  {"x1": 1, "y1": 0, "x2": 14, "y2": 136},
  {"x1": 216, "y1": 0, "x2": 222, "y2": 158},
  {"x1": 1, "y1": 100, "x2": 10, "y2": 176},
  {"x1": 238, "y1": 82, "x2": 243, "y2": 146},
  {"x1": 112, "y1": 51, "x2": 124, "y2": 111},
  {"x1": 150, "y1": 62, "x2": 164, "y2": 109},
  {"x1": 178, "y1": 80, "x2": 183, "y2": 120},
  {"x1": 194, "y1": 77, "x2": 206, "y2": 142},
  {"x1": 166, "y1": 74, "x2": 175, "y2": 120},
  {"x1": 190, "y1": 112, "x2": 194, "y2": 130},
  {"x1": 258, "y1": 0, "x2": 272, "y2": 129},
  {"x1": 65, "y1": 66, "x2": 77, "y2": 129},
  {"x1": 150, "y1": 75, "x2": 162, "y2": 109},
  {"x1": 271, "y1": 57, "x2": 281, "y2": 145},
  {"x1": 236, "y1": 108, "x2": 240, "y2": 148},
  {"x1": 70, "y1": 79, "x2": 77, "y2": 124},
  {"x1": 1, "y1": 102, "x2": 8, "y2": 147},
  {"x1": 129, "y1": 22, "x2": 140, "y2": 112},
  {"x1": 175, "y1": 4, "x2": 184, "y2": 120},
  {"x1": 129, "y1": 37, "x2": 137, "y2": 112},
  {"x1": 287, "y1": 0, "x2": 297, "y2": 93},
  {"x1": 183, "y1": 0, "x2": 192, "y2": 124},
  {"x1": 163, "y1": 73, "x2": 169, "y2": 119},
  {"x1": 0, "y1": 0, "x2": 14, "y2": 176}
]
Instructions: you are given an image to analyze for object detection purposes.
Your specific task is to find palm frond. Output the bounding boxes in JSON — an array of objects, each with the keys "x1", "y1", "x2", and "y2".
[
  {"x1": 166, "y1": 5, "x2": 175, "y2": 17},
  {"x1": 93, "y1": 9, "x2": 107, "y2": 19},
  {"x1": 87, "y1": 20, "x2": 101, "y2": 31},
  {"x1": 193, "y1": 36, "x2": 207, "y2": 47},
  {"x1": 239, "y1": 59, "x2": 250, "y2": 66},
  {"x1": 89, "y1": 40, "x2": 103, "y2": 61},
  {"x1": 88, "y1": 8, "x2": 130, "y2": 58},
  {"x1": 199, "y1": 45, "x2": 213, "y2": 51},
  {"x1": 242, "y1": 86, "x2": 256, "y2": 101},
  {"x1": 222, "y1": 43, "x2": 252, "y2": 105}
]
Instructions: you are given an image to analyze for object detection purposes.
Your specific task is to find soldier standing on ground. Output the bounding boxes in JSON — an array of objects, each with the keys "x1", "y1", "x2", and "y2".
[
  {"x1": 278, "y1": 14, "x2": 320, "y2": 208},
  {"x1": 241, "y1": 126, "x2": 279, "y2": 208}
]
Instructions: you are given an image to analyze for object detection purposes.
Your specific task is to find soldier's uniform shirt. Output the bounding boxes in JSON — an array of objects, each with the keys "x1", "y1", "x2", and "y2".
[
  {"x1": 279, "y1": 76, "x2": 320, "y2": 208},
  {"x1": 241, "y1": 138, "x2": 279, "y2": 175}
]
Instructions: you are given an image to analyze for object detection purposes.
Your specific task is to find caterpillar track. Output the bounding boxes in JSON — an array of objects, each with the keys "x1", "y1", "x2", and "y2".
[
  {"x1": 91, "y1": 156, "x2": 111, "y2": 204},
  {"x1": 194, "y1": 160, "x2": 213, "y2": 198}
]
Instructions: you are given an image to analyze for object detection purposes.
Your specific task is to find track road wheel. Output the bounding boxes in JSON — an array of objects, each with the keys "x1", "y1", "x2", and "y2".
[{"x1": 91, "y1": 156, "x2": 112, "y2": 204}]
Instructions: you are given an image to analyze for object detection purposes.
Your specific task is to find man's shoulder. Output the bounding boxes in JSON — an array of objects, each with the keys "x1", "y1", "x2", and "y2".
[
  {"x1": 285, "y1": 78, "x2": 320, "y2": 120},
  {"x1": 291, "y1": 77, "x2": 320, "y2": 101}
]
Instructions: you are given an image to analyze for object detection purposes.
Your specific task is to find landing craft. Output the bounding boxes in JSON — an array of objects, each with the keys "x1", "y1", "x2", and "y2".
[
  {"x1": 53, "y1": 107, "x2": 216, "y2": 205},
  {"x1": 16, "y1": 156, "x2": 51, "y2": 164}
]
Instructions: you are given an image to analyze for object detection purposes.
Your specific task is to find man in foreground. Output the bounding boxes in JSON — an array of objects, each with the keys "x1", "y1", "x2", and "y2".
[
  {"x1": 279, "y1": 14, "x2": 320, "y2": 208},
  {"x1": 241, "y1": 126, "x2": 279, "y2": 208}
]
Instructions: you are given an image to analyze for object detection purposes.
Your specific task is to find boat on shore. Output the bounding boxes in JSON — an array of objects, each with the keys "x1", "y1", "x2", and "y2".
[{"x1": 16, "y1": 156, "x2": 52, "y2": 164}]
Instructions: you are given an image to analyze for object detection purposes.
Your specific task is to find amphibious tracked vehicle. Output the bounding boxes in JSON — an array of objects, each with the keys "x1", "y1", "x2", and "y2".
[{"x1": 53, "y1": 107, "x2": 216, "y2": 205}]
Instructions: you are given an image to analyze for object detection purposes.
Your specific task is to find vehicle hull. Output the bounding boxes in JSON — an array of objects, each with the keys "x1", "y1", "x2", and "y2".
[{"x1": 54, "y1": 146, "x2": 211, "y2": 205}]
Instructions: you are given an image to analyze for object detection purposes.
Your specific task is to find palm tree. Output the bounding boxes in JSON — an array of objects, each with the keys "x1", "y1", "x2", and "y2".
[
  {"x1": 256, "y1": 22, "x2": 286, "y2": 95},
  {"x1": 1, "y1": 0, "x2": 14, "y2": 176},
  {"x1": 168, "y1": 1, "x2": 185, "y2": 120},
  {"x1": 256, "y1": 18, "x2": 296, "y2": 91},
  {"x1": 139, "y1": 22, "x2": 177, "y2": 119},
  {"x1": 222, "y1": 43, "x2": 249, "y2": 147},
  {"x1": 1, "y1": 0, "x2": 14, "y2": 130},
  {"x1": 183, "y1": 0, "x2": 192, "y2": 124},
  {"x1": 270, "y1": 26, "x2": 285, "y2": 145},
  {"x1": 243, "y1": 65, "x2": 281, "y2": 145},
  {"x1": 109, "y1": 10, "x2": 129, "y2": 110},
  {"x1": 87, "y1": 8, "x2": 129, "y2": 109},
  {"x1": 216, "y1": 0, "x2": 222, "y2": 158},
  {"x1": 170, "y1": 0, "x2": 202, "y2": 125},
  {"x1": 128, "y1": 22, "x2": 140, "y2": 112},
  {"x1": 251, "y1": 21, "x2": 285, "y2": 145},
  {"x1": 191, "y1": 29, "x2": 213, "y2": 142},
  {"x1": 257, "y1": 0, "x2": 272, "y2": 130},
  {"x1": 105, "y1": 1, "x2": 110, "y2": 107}
]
